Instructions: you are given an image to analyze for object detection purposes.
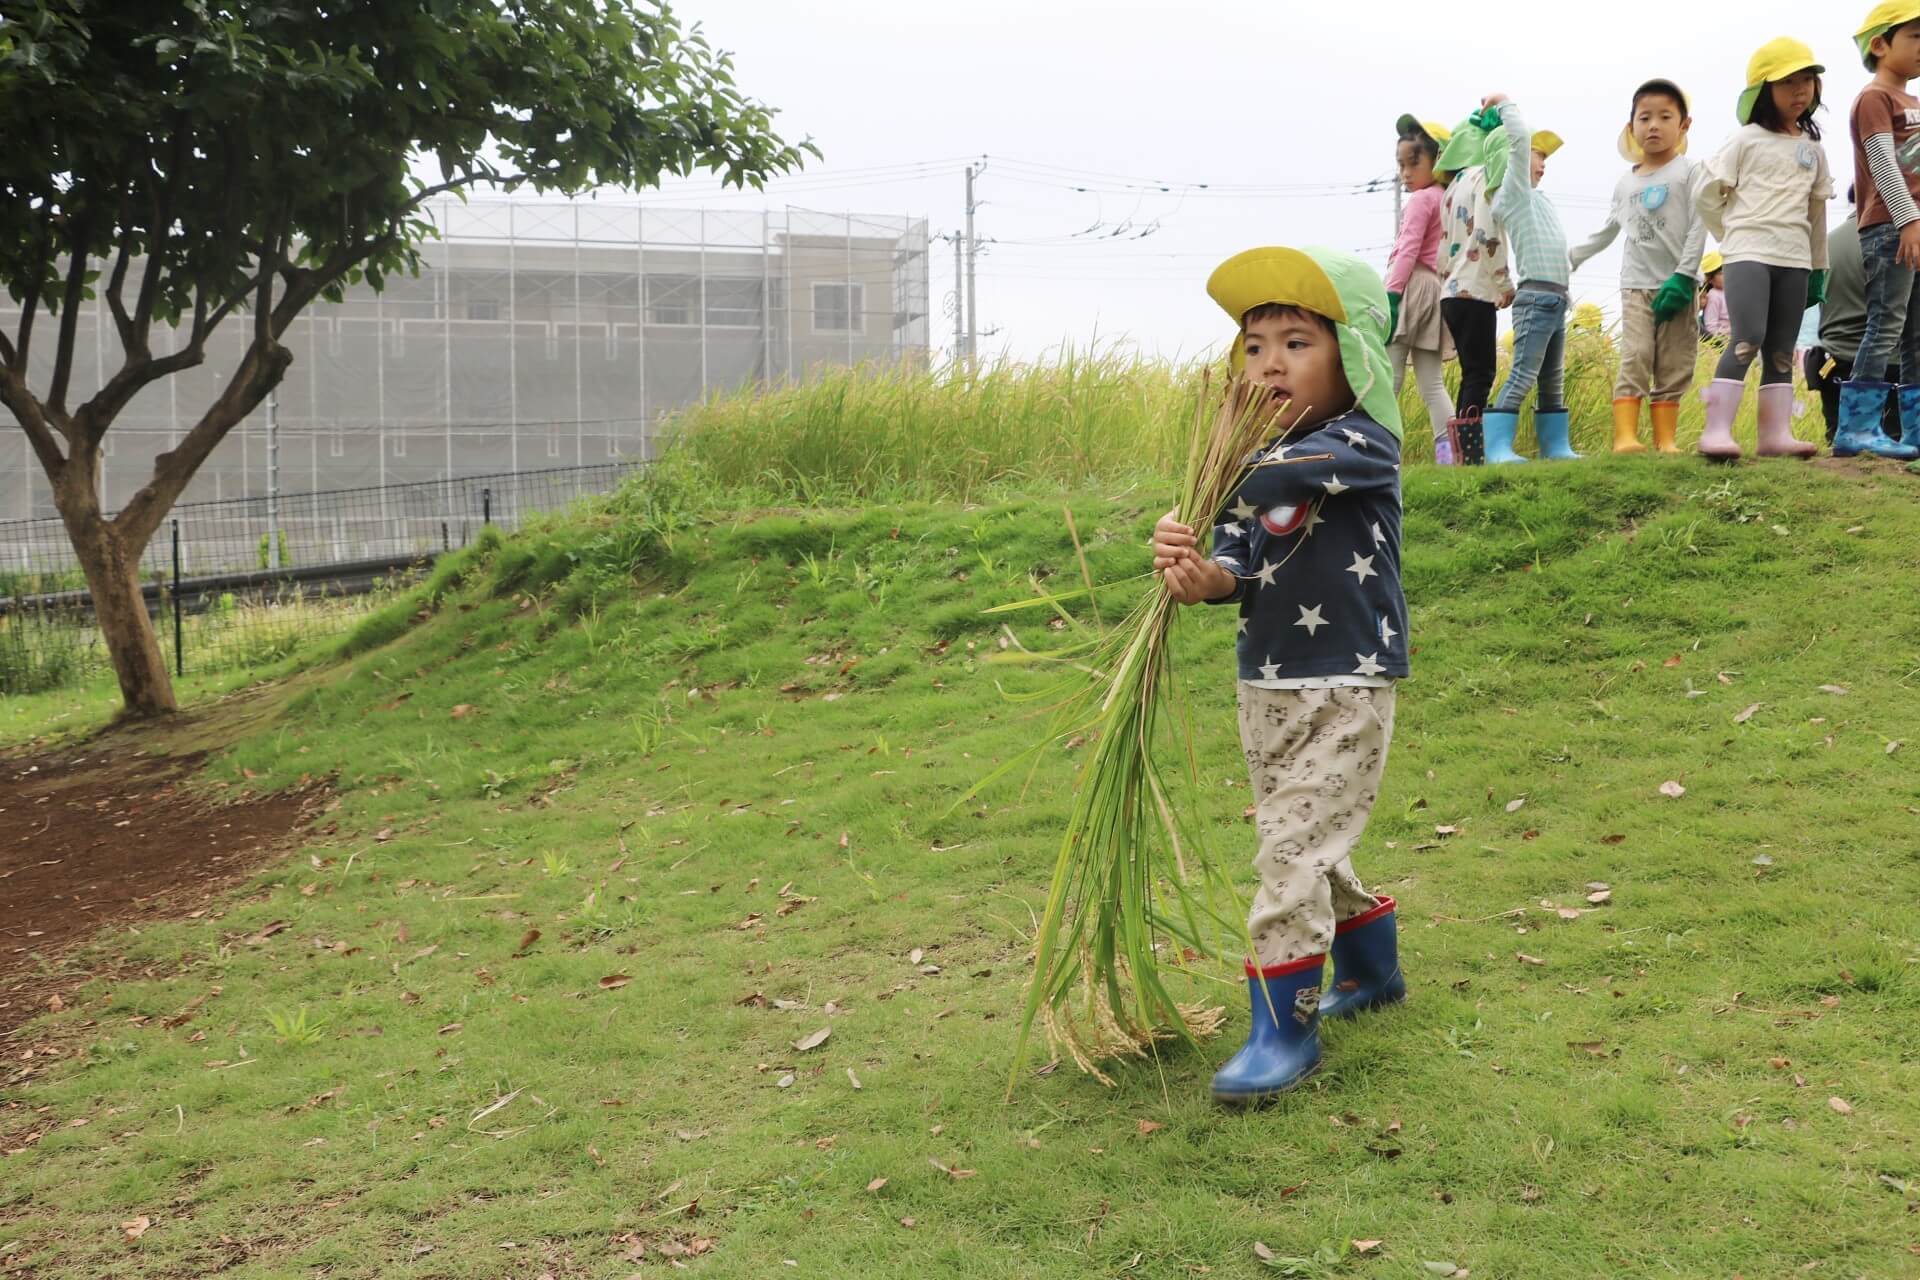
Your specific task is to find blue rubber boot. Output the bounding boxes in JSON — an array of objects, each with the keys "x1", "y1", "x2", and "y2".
[
  {"x1": 1534, "y1": 409, "x2": 1581, "y2": 460},
  {"x1": 1210, "y1": 955, "x2": 1324, "y2": 1106},
  {"x1": 1481, "y1": 410, "x2": 1529, "y2": 464},
  {"x1": 1320, "y1": 898, "x2": 1408, "y2": 1020},
  {"x1": 1833, "y1": 380, "x2": 1919, "y2": 459},
  {"x1": 1899, "y1": 385, "x2": 1920, "y2": 456}
]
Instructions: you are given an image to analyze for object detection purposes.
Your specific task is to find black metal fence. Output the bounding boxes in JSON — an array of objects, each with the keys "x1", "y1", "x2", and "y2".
[{"x1": 0, "y1": 461, "x2": 646, "y2": 695}]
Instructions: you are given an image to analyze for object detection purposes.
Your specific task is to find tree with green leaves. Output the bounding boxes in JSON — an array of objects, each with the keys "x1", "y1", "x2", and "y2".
[{"x1": 0, "y1": 0, "x2": 814, "y2": 716}]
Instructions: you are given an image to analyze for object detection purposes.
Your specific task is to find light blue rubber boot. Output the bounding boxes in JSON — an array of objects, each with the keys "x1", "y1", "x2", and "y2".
[
  {"x1": 1481, "y1": 410, "x2": 1529, "y2": 464},
  {"x1": 1534, "y1": 409, "x2": 1581, "y2": 460},
  {"x1": 1833, "y1": 380, "x2": 1918, "y2": 459}
]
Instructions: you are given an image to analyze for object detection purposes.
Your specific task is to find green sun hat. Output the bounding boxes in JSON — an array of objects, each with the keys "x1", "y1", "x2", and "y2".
[
  {"x1": 1857, "y1": 1, "x2": 1920, "y2": 69},
  {"x1": 1206, "y1": 246, "x2": 1404, "y2": 441},
  {"x1": 1433, "y1": 115, "x2": 1488, "y2": 180}
]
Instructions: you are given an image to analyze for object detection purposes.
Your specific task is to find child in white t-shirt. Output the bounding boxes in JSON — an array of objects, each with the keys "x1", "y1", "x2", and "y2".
[{"x1": 1695, "y1": 38, "x2": 1834, "y2": 459}]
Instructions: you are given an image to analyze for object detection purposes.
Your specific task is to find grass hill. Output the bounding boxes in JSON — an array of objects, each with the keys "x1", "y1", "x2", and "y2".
[{"x1": 5, "y1": 419, "x2": 1920, "y2": 1277}]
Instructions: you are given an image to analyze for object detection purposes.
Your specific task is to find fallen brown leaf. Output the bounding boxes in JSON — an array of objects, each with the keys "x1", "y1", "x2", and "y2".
[
  {"x1": 121, "y1": 1216, "x2": 151, "y2": 1243},
  {"x1": 1733, "y1": 703, "x2": 1762, "y2": 725},
  {"x1": 793, "y1": 1027, "x2": 832, "y2": 1052},
  {"x1": 867, "y1": 1177, "x2": 888, "y2": 1192},
  {"x1": 599, "y1": 975, "x2": 632, "y2": 990},
  {"x1": 515, "y1": 929, "x2": 540, "y2": 954},
  {"x1": 1136, "y1": 1120, "x2": 1165, "y2": 1136},
  {"x1": 1829, "y1": 1097, "x2": 1854, "y2": 1116},
  {"x1": 1353, "y1": 1239, "x2": 1383, "y2": 1254},
  {"x1": 1515, "y1": 952, "x2": 1546, "y2": 967},
  {"x1": 1658, "y1": 780, "x2": 1686, "y2": 799}
]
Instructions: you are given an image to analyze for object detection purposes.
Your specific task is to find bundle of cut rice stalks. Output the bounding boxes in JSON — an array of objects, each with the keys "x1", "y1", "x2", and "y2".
[{"x1": 972, "y1": 373, "x2": 1323, "y2": 1090}]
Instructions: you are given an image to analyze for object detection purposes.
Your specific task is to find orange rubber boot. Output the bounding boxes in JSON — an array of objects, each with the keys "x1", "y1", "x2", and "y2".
[
  {"x1": 1649, "y1": 400, "x2": 1682, "y2": 453},
  {"x1": 1611, "y1": 397, "x2": 1646, "y2": 453}
]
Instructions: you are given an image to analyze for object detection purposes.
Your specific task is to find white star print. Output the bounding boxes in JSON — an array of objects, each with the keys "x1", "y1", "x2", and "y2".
[
  {"x1": 1354, "y1": 652, "x2": 1387, "y2": 677},
  {"x1": 1302, "y1": 506, "x2": 1326, "y2": 537},
  {"x1": 1253, "y1": 559, "x2": 1281, "y2": 587},
  {"x1": 1379, "y1": 616, "x2": 1399, "y2": 646},
  {"x1": 1229, "y1": 498, "x2": 1258, "y2": 522},
  {"x1": 1258, "y1": 658, "x2": 1283, "y2": 680},
  {"x1": 1370, "y1": 521, "x2": 1385, "y2": 546},
  {"x1": 1216, "y1": 556, "x2": 1243, "y2": 570},
  {"x1": 1342, "y1": 428, "x2": 1370, "y2": 448},
  {"x1": 1220, "y1": 522, "x2": 1246, "y2": 538},
  {"x1": 1269, "y1": 443, "x2": 1293, "y2": 461},
  {"x1": 1345, "y1": 552, "x2": 1378, "y2": 583},
  {"x1": 1322, "y1": 475, "x2": 1350, "y2": 496},
  {"x1": 1294, "y1": 603, "x2": 1328, "y2": 636},
  {"x1": 1237, "y1": 616, "x2": 1250, "y2": 636}
]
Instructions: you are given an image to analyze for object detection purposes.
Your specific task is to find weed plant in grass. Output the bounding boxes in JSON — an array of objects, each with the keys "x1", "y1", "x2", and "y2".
[{"x1": 7, "y1": 454, "x2": 1920, "y2": 1279}]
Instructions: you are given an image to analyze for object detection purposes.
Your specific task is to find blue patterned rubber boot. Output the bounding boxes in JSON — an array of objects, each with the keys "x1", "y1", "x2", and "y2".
[
  {"x1": 1899, "y1": 385, "x2": 1920, "y2": 457},
  {"x1": 1481, "y1": 410, "x2": 1528, "y2": 464},
  {"x1": 1833, "y1": 380, "x2": 1918, "y2": 459},
  {"x1": 1319, "y1": 898, "x2": 1408, "y2": 1019},
  {"x1": 1210, "y1": 955, "x2": 1324, "y2": 1106},
  {"x1": 1535, "y1": 409, "x2": 1581, "y2": 460}
]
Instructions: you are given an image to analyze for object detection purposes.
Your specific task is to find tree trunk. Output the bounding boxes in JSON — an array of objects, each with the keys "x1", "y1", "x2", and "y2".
[{"x1": 52, "y1": 450, "x2": 176, "y2": 718}]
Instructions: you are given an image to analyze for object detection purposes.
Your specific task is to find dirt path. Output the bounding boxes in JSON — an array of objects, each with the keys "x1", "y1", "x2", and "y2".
[{"x1": 0, "y1": 740, "x2": 327, "y2": 1038}]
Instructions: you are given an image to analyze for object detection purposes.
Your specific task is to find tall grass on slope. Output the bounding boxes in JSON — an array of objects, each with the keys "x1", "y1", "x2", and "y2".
[
  {"x1": 663, "y1": 348, "x2": 1199, "y2": 503},
  {"x1": 973, "y1": 375, "x2": 1325, "y2": 1090}
]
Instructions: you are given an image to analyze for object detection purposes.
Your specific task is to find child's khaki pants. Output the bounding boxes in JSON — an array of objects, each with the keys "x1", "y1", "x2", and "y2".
[
  {"x1": 1236, "y1": 683, "x2": 1396, "y2": 969},
  {"x1": 1617, "y1": 289, "x2": 1700, "y2": 402}
]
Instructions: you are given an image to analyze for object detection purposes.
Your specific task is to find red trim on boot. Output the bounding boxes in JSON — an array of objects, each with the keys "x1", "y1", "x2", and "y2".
[
  {"x1": 1334, "y1": 896, "x2": 1397, "y2": 935},
  {"x1": 1245, "y1": 953, "x2": 1327, "y2": 980}
]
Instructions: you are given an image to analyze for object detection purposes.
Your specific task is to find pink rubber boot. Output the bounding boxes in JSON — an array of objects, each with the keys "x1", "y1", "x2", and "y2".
[
  {"x1": 1698, "y1": 379, "x2": 1745, "y2": 460},
  {"x1": 1755, "y1": 383, "x2": 1818, "y2": 458}
]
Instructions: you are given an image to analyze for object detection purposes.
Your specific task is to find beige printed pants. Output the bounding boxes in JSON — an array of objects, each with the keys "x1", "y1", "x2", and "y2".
[
  {"x1": 1236, "y1": 683, "x2": 1396, "y2": 969},
  {"x1": 1616, "y1": 289, "x2": 1700, "y2": 402}
]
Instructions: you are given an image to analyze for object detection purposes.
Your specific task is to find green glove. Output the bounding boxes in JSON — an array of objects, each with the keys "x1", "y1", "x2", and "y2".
[
  {"x1": 1472, "y1": 105, "x2": 1504, "y2": 132},
  {"x1": 1388, "y1": 292, "x2": 1402, "y2": 337},
  {"x1": 1806, "y1": 269, "x2": 1828, "y2": 309},
  {"x1": 1650, "y1": 272, "x2": 1694, "y2": 323}
]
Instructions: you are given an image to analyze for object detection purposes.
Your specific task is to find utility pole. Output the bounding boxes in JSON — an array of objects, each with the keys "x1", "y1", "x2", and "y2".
[
  {"x1": 266, "y1": 390, "x2": 281, "y2": 571},
  {"x1": 951, "y1": 234, "x2": 965, "y2": 363},
  {"x1": 964, "y1": 162, "x2": 980, "y2": 362},
  {"x1": 1393, "y1": 177, "x2": 1403, "y2": 237}
]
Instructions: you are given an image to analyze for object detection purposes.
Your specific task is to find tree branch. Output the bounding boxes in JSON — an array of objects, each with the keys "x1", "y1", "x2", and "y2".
[
  {"x1": 105, "y1": 230, "x2": 136, "y2": 354},
  {"x1": 0, "y1": 364, "x2": 68, "y2": 476},
  {"x1": 0, "y1": 330, "x2": 15, "y2": 371},
  {"x1": 46, "y1": 224, "x2": 95, "y2": 419},
  {"x1": 131, "y1": 125, "x2": 188, "y2": 350}
]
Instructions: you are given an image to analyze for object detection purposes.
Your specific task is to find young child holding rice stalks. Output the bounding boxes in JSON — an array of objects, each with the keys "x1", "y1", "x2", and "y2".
[{"x1": 1153, "y1": 246, "x2": 1409, "y2": 1105}]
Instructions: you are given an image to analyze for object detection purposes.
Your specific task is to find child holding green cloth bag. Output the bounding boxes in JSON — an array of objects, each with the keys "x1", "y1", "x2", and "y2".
[
  {"x1": 1570, "y1": 79, "x2": 1708, "y2": 454},
  {"x1": 1480, "y1": 94, "x2": 1579, "y2": 464}
]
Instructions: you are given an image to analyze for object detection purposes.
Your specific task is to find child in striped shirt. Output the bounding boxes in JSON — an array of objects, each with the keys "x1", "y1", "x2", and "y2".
[{"x1": 1481, "y1": 95, "x2": 1579, "y2": 464}]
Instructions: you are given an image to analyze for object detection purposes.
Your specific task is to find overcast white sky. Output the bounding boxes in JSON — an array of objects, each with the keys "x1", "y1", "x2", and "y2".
[{"x1": 644, "y1": 1, "x2": 1869, "y2": 362}]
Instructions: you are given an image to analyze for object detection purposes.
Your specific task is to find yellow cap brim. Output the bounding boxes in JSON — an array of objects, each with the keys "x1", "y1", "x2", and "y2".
[
  {"x1": 1616, "y1": 124, "x2": 1690, "y2": 163},
  {"x1": 1207, "y1": 247, "x2": 1347, "y2": 330},
  {"x1": 1701, "y1": 251, "x2": 1724, "y2": 275},
  {"x1": 1423, "y1": 119, "x2": 1452, "y2": 145},
  {"x1": 1533, "y1": 130, "x2": 1564, "y2": 158}
]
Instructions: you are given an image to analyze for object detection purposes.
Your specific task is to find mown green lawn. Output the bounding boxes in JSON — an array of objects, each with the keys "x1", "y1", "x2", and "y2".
[{"x1": 6, "y1": 457, "x2": 1920, "y2": 1279}]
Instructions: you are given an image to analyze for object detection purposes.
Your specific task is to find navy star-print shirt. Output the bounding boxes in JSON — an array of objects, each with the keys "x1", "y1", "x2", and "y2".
[{"x1": 1202, "y1": 409, "x2": 1410, "y2": 683}]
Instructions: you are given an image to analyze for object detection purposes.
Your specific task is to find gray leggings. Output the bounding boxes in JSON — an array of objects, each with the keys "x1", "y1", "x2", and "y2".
[{"x1": 1713, "y1": 261, "x2": 1809, "y2": 386}]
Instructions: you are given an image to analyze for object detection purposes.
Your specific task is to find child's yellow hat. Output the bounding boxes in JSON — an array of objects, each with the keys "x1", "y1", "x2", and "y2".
[
  {"x1": 1701, "y1": 250, "x2": 1724, "y2": 275},
  {"x1": 1206, "y1": 246, "x2": 1404, "y2": 440},
  {"x1": 1617, "y1": 79, "x2": 1692, "y2": 162},
  {"x1": 1738, "y1": 37, "x2": 1824, "y2": 124},
  {"x1": 1394, "y1": 113, "x2": 1453, "y2": 146},
  {"x1": 1857, "y1": 1, "x2": 1920, "y2": 69},
  {"x1": 1532, "y1": 131, "x2": 1564, "y2": 158}
]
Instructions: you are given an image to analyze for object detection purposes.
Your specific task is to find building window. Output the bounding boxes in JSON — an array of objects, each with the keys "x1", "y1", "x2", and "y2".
[
  {"x1": 705, "y1": 277, "x2": 763, "y2": 328},
  {"x1": 468, "y1": 299, "x2": 501, "y2": 321},
  {"x1": 645, "y1": 275, "x2": 698, "y2": 326},
  {"x1": 812, "y1": 282, "x2": 864, "y2": 335}
]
